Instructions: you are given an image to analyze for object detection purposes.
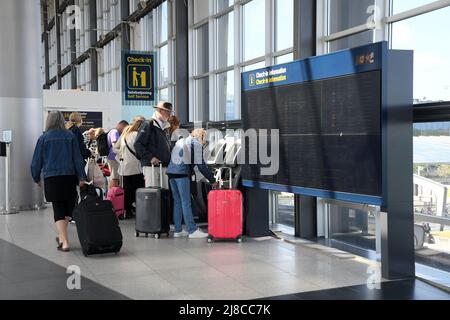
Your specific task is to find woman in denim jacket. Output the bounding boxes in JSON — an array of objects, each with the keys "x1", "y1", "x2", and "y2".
[
  {"x1": 31, "y1": 111, "x2": 87, "y2": 252},
  {"x1": 167, "y1": 129, "x2": 218, "y2": 239}
]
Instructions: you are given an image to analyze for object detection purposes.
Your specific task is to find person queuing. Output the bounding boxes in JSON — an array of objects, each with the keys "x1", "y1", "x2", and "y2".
[
  {"x1": 31, "y1": 111, "x2": 87, "y2": 252},
  {"x1": 113, "y1": 116, "x2": 146, "y2": 218},
  {"x1": 107, "y1": 120, "x2": 129, "y2": 187},
  {"x1": 168, "y1": 115, "x2": 182, "y2": 148},
  {"x1": 167, "y1": 129, "x2": 218, "y2": 239},
  {"x1": 135, "y1": 101, "x2": 173, "y2": 189},
  {"x1": 66, "y1": 112, "x2": 92, "y2": 163}
]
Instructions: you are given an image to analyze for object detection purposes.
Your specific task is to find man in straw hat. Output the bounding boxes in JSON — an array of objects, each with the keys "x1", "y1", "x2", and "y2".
[{"x1": 134, "y1": 101, "x2": 174, "y2": 189}]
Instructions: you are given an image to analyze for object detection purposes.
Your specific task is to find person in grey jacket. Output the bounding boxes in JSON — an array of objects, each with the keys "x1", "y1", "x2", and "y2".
[{"x1": 167, "y1": 129, "x2": 218, "y2": 239}]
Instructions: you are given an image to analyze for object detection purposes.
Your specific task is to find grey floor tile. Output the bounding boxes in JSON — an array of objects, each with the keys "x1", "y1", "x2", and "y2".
[
  {"x1": 79, "y1": 256, "x2": 154, "y2": 276},
  {"x1": 138, "y1": 251, "x2": 210, "y2": 271},
  {"x1": 101, "y1": 274, "x2": 183, "y2": 300}
]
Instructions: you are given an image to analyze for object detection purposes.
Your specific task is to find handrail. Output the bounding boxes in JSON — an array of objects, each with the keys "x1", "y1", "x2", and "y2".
[{"x1": 414, "y1": 213, "x2": 450, "y2": 226}]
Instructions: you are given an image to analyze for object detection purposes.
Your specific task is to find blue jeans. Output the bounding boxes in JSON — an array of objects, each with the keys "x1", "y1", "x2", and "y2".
[{"x1": 169, "y1": 177, "x2": 197, "y2": 234}]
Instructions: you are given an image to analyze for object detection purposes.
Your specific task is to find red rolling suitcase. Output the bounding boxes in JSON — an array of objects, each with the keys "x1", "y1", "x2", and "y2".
[{"x1": 207, "y1": 167, "x2": 243, "y2": 243}]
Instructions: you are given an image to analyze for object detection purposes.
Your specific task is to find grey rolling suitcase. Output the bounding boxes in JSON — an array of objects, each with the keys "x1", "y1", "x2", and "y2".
[{"x1": 135, "y1": 165, "x2": 171, "y2": 239}]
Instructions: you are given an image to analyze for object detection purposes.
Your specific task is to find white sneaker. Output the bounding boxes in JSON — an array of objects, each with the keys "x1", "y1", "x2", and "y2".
[
  {"x1": 173, "y1": 230, "x2": 189, "y2": 238},
  {"x1": 188, "y1": 229, "x2": 209, "y2": 239}
]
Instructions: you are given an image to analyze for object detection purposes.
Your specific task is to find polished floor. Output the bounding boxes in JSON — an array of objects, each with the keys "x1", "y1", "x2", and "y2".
[
  {"x1": 261, "y1": 279, "x2": 450, "y2": 300},
  {"x1": 0, "y1": 239, "x2": 128, "y2": 300},
  {"x1": 0, "y1": 207, "x2": 448, "y2": 300}
]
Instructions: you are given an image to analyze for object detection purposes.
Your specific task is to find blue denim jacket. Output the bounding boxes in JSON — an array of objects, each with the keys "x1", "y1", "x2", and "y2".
[
  {"x1": 31, "y1": 129, "x2": 88, "y2": 183},
  {"x1": 167, "y1": 136, "x2": 215, "y2": 183}
]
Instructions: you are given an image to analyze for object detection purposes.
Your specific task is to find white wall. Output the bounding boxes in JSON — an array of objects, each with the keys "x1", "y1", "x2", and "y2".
[
  {"x1": 43, "y1": 90, "x2": 155, "y2": 129},
  {"x1": 43, "y1": 90, "x2": 122, "y2": 130}
]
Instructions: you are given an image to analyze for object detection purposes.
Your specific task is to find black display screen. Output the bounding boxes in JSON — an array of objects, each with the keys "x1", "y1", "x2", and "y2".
[{"x1": 241, "y1": 70, "x2": 382, "y2": 197}]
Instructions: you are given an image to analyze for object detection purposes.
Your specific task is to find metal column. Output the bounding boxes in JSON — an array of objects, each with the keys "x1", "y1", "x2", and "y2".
[{"x1": 0, "y1": 0, "x2": 44, "y2": 211}]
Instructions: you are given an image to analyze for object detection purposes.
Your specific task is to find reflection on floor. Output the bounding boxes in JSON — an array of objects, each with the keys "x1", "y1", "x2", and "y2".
[
  {"x1": 0, "y1": 207, "x2": 448, "y2": 300},
  {"x1": 260, "y1": 279, "x2": 450, "y2": 300},
  {"x1": 416, "y1": 248, "x2": 450, "y2": 273}
]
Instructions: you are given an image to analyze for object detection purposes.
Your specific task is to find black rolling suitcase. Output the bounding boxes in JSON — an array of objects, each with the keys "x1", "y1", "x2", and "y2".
[
  {"x1": 74, "y1": 184, "x2": 123, "y2": 256},
  {"x1": 135, "y1": 165, "x2": 171, "y2": 239}
]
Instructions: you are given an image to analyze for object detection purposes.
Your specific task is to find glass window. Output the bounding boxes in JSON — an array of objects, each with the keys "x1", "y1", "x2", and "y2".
[
  {"x1": 217, "y1": 70, "x2": 235, "y2": 121},
  {"x1": 391, "y1": 7, "x2": 450, "y2": 103},
  {"x1": 328, "y1": 203, "x2": 376, "y2": 252},
  {"x1": 194, "y1": 0, "x2": 210, "y2": 23},
  {"x1": 329, "y1": 30, "x2": 374, "y2": 52},
  {"x1": 275, "y1": 0, "x2": 294, "y2": 51},
  {"x1": 413, "y1": 122, "x2": 450, "y2": 288},
  {"x1": 195, "y1": 77, "x2": 209, "y2": 121},
  {"x1": 271, "y1": 192, "x2": 295, "y2": 235},
  {"x1": 195, "y1": 24, "x2": 209, "y2": 75},
  {"x1": 159, "y1": 1, "x2": 168, "y2": 43},
  {"x1": 243, "y1": 0, "x2": 266, "y2": 61},
  {"x1": 217, "y1": 12, "x2": 234, "y2": 68},
  {"x1": 159, "y1": 87, "x2": 169, "y2": 102},
  {"x1": 392, "y1": 0, "x2": 436, "y2": 15},
  {"x1": 159, "y1": 45, "x2": 169, "y2": 86},
  {"x1": 216, "y1": 0, "x2": 233, "y2": 13},
  {"x1": 329, "y1": 0, "x2": 375, "y2": 34},
  {"x1": 276, "y1": 53, "x2": 294, "y2": 65},
  {"x1": 243, "y1": 61, "x2": 265, "y2": 72}
]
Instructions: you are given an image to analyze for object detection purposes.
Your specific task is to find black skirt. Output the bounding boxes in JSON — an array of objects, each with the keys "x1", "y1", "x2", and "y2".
[{"x1": 44, "y1": 175, "x2": 78, "y2": 202}]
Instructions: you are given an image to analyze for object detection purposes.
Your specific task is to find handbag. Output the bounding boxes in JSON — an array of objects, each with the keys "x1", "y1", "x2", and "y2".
[{"x1": 86, "y1": 159, "x2": 105, "y2": 188}]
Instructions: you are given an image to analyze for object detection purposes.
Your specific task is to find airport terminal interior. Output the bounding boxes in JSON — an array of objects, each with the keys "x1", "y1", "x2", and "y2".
[{"x1": 1, "y1": 0, "x2": 450, "y2": 301}]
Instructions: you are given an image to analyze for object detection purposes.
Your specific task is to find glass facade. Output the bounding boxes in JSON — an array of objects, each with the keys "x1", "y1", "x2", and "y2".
[
  {"x1": 189, "y1": 0, "x2": 295, "y2": 122},
  {"x1": 243, "y1": 0, "x2": 266, "y2": 61},
  {"x1": 275, "y1": 0, "x2": 294, "y2": 51},
  {"x1": 391, "y1": 6, "x2": 450, "y2": 103},
  {"x1": 324, "y1": 0, "x2": 450, "y2": 288},
  {"x1": 328, "y1": 204, "x2": 376, "y2": 252},
  {"x1": 216, "y1": 12, "x2": 234, "y2": 69},
  {"x1": 413, "y1": 122, "x2": 450, "y2": 284}
]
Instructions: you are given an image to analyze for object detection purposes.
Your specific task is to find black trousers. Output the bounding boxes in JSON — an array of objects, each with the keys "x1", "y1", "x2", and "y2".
[
  {"x1": 123, "y1": 174, "x2": 145, "y2": 216},
  {"x1": 52, "y1": 195, "x2": 77, "y2": 222}
]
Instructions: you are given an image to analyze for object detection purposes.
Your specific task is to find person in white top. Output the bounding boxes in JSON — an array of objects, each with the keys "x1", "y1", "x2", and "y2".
[{"x1": 113, "y1": 116, "x2": 146, "y2": 218}]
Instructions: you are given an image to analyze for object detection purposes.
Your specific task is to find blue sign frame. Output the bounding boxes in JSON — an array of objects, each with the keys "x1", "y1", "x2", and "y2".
[
  {"x1": 122, "y1": 51, "x2": 156, "y2": 106},
  {"x1": 241, "y1": 42, "x2": 403, "y2": 207}
]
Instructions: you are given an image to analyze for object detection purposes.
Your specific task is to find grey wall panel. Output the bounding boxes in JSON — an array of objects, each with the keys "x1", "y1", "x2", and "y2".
[{"x1": 0, "y1": 0, "x2": 43, "y2": 211}]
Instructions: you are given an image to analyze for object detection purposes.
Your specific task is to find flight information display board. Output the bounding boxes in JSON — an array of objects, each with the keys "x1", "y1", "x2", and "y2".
[{"x1": 240, "y1": 42, "x2": 402, "y2": 205}]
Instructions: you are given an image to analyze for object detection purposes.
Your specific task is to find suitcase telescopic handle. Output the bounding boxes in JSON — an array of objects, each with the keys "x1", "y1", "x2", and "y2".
[
  {"x1": 151, "y1": 164, "x2": 164, "y2": 188},
  {"x1": 217, "y1": 167, "x2": 233, "y2": 190}
]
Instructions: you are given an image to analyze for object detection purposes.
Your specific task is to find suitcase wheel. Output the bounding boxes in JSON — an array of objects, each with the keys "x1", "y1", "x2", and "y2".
[
  {"x1": 236, "y1": 237, "x2": 243, "y2": 244},
  {"x1": 154, "y1": 233, "x2": 160, "y2": 239},
  {"x1": 207, "y1": 236, "x2": 213, "y2": 243},
  {"x1": 135, "y1": 231, "x2": 140, "y2": 237}
]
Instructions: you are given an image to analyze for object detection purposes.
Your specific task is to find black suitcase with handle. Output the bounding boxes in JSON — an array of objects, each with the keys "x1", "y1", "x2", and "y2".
[{"x1": 74, "y1": 184, "x2": 123, "y2": 256}]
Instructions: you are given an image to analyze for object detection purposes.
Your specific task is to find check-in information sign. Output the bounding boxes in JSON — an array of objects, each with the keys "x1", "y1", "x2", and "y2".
[{"x1": 122, "y1": 51, "x2": 155, "y2": 104}]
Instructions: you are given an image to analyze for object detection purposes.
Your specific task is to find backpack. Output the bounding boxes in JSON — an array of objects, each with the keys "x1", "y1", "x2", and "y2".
[{"x1": 96, "y1": 132, "x2": 110, "y2": 156}]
